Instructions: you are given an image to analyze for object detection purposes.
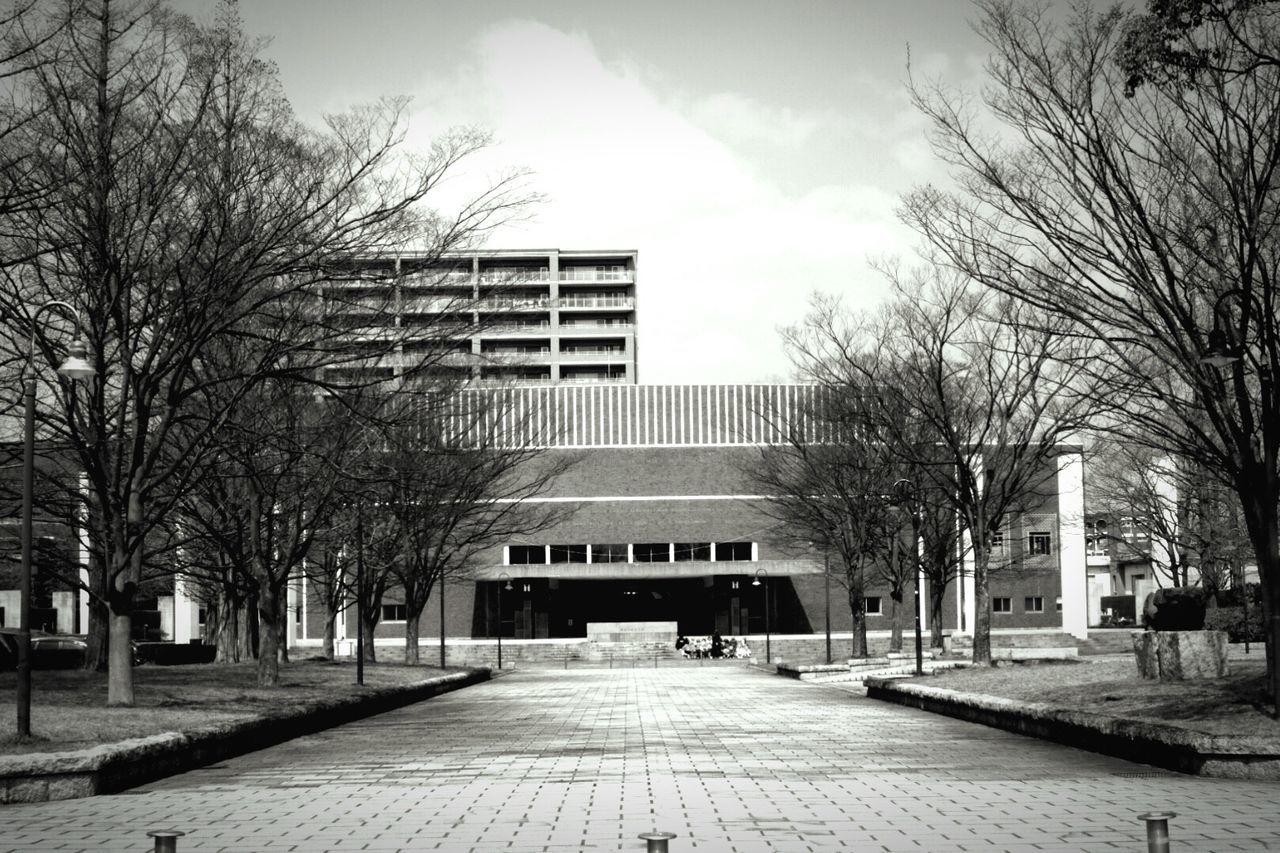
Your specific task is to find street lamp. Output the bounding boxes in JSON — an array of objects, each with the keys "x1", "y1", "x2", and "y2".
[
  {"x1": 752, "y1": 567, "x2": 770, "y2": 664},
  {"x1": 892, "y1": 478, "x2": 925, "y2": 677},
  {"x1": 1199, "y1": 288, "x2": 1271, "y2": 655},
  {"x1": 496, "y1": 572, "x2": 512, "y2": 669},
  {"x1": 17, "y1": 301, "x2": 95, "y2": 738}
]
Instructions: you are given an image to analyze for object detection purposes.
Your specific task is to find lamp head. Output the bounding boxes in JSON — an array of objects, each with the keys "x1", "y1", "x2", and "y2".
[
  {"x1": 57, "y1": 338, "x2": 96, "y2": 380},
  {"x1": 504, "y1": 580, "x2": 513, "y2": 591},
  {"x1": 1200, "y1": 327, "x2": 1242, "y2": 369},
  {"x1": 751, "y1": 576, "x2": 761, "y2": 587}
]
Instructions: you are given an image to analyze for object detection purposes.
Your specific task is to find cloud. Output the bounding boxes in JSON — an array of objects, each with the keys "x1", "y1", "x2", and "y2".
[{"x1": 402, "y1": 19, "x2": 923, "y2": 384}]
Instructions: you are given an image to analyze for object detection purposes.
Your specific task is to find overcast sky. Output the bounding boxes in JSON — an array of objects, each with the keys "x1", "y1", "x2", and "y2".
[{"x1": 183, "y1": 1, "x2": 992, "y2": 383}]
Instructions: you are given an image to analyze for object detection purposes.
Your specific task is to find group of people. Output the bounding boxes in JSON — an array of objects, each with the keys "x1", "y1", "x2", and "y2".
[{"x1": 674, "y1": 632, "x2": 751, "y2": 659}]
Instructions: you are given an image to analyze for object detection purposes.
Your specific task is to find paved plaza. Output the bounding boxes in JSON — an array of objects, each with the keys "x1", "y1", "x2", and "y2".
[{"x1": 3, "y1": 665, "x2": 1279, "y2": 852}]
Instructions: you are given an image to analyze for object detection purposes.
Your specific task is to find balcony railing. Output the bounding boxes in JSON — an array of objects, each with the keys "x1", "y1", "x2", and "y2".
[
  {"x1": 476, "y1": 296, "x2": 553, "y2": 311},
  {"x1": 556, "y1": 296, "x2": 635, "y2": 309},
  {"x1": 558, "y1": 374, "x2": 629, "y2": 384},
  {"x1": 479, "y1": 268, "x2": 551, "y2": 283},
  {"x1": 558, "y1": 269, "x2": 633, "y2": 283},
  {"x1": 559, "y1": 349, "x2": 627, "y2": 361},
  {"x1": 482, "y1": 321, "x2": 554, "y2": 335},
  {"x1": 404, "y1": 270, "x2": 473, "y2": 285},
  {"x1": 560, "y1": 321, "x2": 634, "y2": 331}
]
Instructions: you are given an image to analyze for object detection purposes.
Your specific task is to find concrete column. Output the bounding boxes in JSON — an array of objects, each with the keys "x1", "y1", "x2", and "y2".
[
  {"x1": 1057, "y1": 448, "x2": 1088, "y2": 638},
  {"x1": 172, "y1": 573, "x2": 199, "y2": 643}
]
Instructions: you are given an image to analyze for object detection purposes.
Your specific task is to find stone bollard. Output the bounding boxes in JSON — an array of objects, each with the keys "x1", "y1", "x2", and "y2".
[
  {"x1": 638, "y1": 831, "x2": 677, "y2": 852},
  {"x1": 1138, "y1": 812, "x2": 1175, "y2": 853},
  {"x1": 147, "y1": 830, "x2": 185, "y2": 853}
]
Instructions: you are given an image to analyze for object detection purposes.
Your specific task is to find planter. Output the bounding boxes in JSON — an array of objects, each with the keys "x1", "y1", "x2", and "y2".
[{"x1": 1132, "y1": 630, "x2": 1229, "y2": 680}]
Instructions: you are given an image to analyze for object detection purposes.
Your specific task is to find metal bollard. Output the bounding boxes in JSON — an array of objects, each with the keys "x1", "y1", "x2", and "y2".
[
  {"x1": 564, "y1": 655, "x2": 569, "y2": 670},
  {"x1": 147, "y1": 830, "x2": 185, "y2": 853},
  {"x1": 654, "y1": 652, "x2": 658, "y2": 669},
  {"x1": 1138, "y1": 812, "x2": 1175, "y2": 853},
  {"x1": 638, "y1": 831, "x2": 677, "y2": 852}
]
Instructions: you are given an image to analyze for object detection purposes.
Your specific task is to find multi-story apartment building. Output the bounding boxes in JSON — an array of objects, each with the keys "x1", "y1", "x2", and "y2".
[{"x1": 323, "y1": 249, "x2": 638, "y2": 387}]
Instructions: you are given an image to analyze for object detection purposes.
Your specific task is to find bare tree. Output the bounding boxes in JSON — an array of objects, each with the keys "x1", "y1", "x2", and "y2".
[
  {"x1": 744, "y1": 390, "x2": 897, "y2": 658},
  {"x1": 376, "y1": 387, "x2": 576, "y2": 664},
  {"x1": 902, "y1": 0, "x2": 1280, "y2": 699},
  {"x1": 786, "y1": 272, "x2": 1096, "y2": 664},
  {"x1": 0, "y1": 0, "x2": 534, "y2": 703}
]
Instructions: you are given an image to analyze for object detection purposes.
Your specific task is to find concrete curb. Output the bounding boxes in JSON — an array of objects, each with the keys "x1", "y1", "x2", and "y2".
[
  {"x1": 1, "y1": 667, "x2": 490, "y2": 804},
  {"x1": 864, "y1": 677, "x2": 1280, "y2": 779}
]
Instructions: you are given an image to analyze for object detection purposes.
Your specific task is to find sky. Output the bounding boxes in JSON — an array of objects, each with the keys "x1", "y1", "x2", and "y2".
[{"x1": 178, "y1": 0, "x2": 993, "y2": 384}]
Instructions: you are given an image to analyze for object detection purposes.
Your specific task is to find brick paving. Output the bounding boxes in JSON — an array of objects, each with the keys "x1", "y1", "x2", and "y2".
[{"x1": 2, "y1": 665, "x2": 1279, "y2": 852}]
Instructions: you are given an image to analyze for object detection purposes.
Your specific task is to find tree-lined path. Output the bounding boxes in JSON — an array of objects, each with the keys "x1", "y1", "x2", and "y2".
[{"x1": 3, "y1": 667, "x2": 1278, "y2": 852}]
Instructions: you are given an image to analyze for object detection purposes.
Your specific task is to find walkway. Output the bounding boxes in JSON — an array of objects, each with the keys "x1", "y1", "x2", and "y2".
[{"x1": 3, "y1": 666, "x2": 1278, "y2": 852}]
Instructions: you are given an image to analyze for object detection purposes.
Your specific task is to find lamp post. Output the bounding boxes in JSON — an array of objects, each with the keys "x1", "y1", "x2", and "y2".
[
  {"x1": 752, "y1": 567, "x2": 770, "y2": 663},
  {"x1": 17, "y1": 301, "x2": 95, "y2": 738},
  {"x1": 355, "y1": 496, "x2": 365, "y2": 687},
  {"x1": 824, "y1": 549, "x2": 831, "y2": 664},
  {"x1": 893, "y1": 478, "x2": 925, "y2": 676},
  {"x1": 496, "y1": 572, "x2": 511, "y2": 669},
  {"x1": 1200, "y1": 288, "x2": 1272, "y2": 655}
]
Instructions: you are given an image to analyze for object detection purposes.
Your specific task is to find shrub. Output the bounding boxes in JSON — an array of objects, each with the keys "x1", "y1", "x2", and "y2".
[
  {"x1": 1203, "y1": 606, "x2": 1266, "y2": 643},
  {"x1": 1141, "y1": 586, "x2": 1206, "y2": 631}
]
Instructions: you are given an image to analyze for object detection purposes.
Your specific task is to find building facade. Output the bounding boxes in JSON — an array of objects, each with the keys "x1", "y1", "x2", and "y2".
[
  {"x1": 212, "y1": 384, "x2": 1088, "y2": 655},
  {"x1": 323, "y1": 248, "x2": 639, "y2": 387}
]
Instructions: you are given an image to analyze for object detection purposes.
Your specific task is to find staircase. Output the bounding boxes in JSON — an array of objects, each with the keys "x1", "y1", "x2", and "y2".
[
  {"x1": 574, "y1": 640, "x2": 683, "y2": 664},
  {"x1": 1077, "y1": 629, "x2": 1137, "y2": 655}
]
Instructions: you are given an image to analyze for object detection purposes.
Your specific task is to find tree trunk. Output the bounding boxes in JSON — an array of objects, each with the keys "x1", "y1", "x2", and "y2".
[
  {"x1": 361, "y1": 617, "x2": 376, "y2": 663},
  {"x1": 82, "y1": 544, "x2": 109, "y2": 671},
  {"x1": 929, "y1": 584, "x2": 946, "y2": 649},
  {"x1": 972, "y1": 550, "x2": 992, "y2": 665},
  {"x1": 215, "y1": 589, "x2": 238, "y2": 662},
  {"x1": 888, "y1": 589, "x2": 904, "y2": 653},
  {"x1": 405, "y1": 611, "x2": 420, "y2": 664},
  {"x1": 276, "y1": 591, "x2": 289, "y2": 664},
  {"x1": 256, "y1": 585, "x2": 280, "y2": 686},
  {"x1": 106, "y1": 522, "x2": 140, "y2": 706},
  {"x1": 321, "y1": 610, "x2": 335, "y2": 661},
  {"x1": 847, "y1": 581, "x2": 868, "y2": 658},
  {"x1": 106, "y1": 607, "x2": 133, "y2": 705}
]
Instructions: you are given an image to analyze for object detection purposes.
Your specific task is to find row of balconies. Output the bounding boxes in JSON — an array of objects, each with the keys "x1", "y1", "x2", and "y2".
[
  {"x1": 337, "y1": 268, "x2": 634, "y2": 287},
  {"x1": 341, "y1": 295, "x2": 636, "y2": 314}
]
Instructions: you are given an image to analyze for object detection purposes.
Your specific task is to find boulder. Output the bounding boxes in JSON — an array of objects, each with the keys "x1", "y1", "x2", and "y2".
[{"x1": 1132, "y1": 630, "x2": 1229, "y2": 680}]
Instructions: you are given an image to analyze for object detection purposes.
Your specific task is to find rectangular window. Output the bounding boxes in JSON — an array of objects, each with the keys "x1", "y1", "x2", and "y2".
[
  {"x1": 674, "y1": 543, "x2": 711, "y2": 561},
  {"x1": 990, "y1": 530, "x2": 1005, "y2": 550},
  {"x1": 550, "y1": 545, "x2": 587, "y2": 563},
  {"x1": 591, "y1": 544, "x2": 628, "y2": 563},
  {"x1": 508, "y1": 545, "x2": 546, "y2": 565},
  {"x1": 1055, "y1": 596, "x2": 1063, "y2": 612},
  {"x1": 1024, "y1": 596, "x2": 1044, "y2": 613},
  {"x1": 1028, "y1": 531, "x2": 1052, "y2": 555},
  {"x1": 1086, "y1": 520, "x2": 1109, "y2": 556},
  {"x1": 864, "y1": 597, "x2": 882, "y2": 616},
  {"x1": 992, "y1": 597, "x2": 1012, "y2": 614},
  {"x1": 633, "y1": 543, "x2": 670, "y2": 562},
  {"x1": 716, "y1": 542, "x2": 753, "y2": 561},
  {"x1": 381, "y1": 604, "x2": 407, "y2": 622}
]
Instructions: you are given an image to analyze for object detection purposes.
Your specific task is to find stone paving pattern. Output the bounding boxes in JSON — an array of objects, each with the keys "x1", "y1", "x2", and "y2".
[{"x1": 2, "y1": 665, "x2": 1279, "y2": 852}]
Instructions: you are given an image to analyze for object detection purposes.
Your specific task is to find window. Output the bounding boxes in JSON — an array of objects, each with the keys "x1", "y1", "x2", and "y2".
[
  {"x1": 1086, "y1": 520, "x2": 1109, "y2": 556},
  {"x1": 508, "y1": 545, "x2": 546, "y2": 565},
  {"x1": 1027, "y1": 531, "x2": 1052, "y2": 555},
  {"x1": 633, "y1": 543, "x2": 670, "y2": 562},
  {"x1": 1024, "y1": 596, "x2": 1044, "y2": 613},
  {"x1": 591, "y1": 544, "x2": 628, "y2": 563},
  {"x1": 550, "y1": 545, "x2": 587, "y2": 563},
  {"x1": 716, "y1": 542, "x2": 753, "y2": 561},
  {"x1": 1055, "y1": 596, "x2": 1063, "y2": 612},
  {"x1": 674, "y1": 543, "x2": 711, "y2": 561},
  {"x1": 865, "y1": 597, "x2": 882, "y2": 616},
  {"x1": 381, "y1": 604, "x2": 407, "y2": 622},
  {"x1": 990, "y1": 530, "x2": 1005, "y2": 550},
  {"x1": 992, "y1": 597, "x2": 1012, "y2": 613}
]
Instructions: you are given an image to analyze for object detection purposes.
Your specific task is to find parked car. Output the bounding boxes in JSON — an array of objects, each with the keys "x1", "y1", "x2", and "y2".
[{"x1": 0, "y1": 628, "x2": 87, "y2": 670}]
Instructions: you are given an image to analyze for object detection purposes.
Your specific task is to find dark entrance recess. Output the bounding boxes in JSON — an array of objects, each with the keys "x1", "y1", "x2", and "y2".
[{"x1": 471, "y1": 575, "x2": 813, "y2": 639}]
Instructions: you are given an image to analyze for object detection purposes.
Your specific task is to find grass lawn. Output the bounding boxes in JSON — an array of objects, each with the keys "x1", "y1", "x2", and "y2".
[
  {"x1": 917, "y1": 655, "x2": 1278, "y2": 737},
  {"x1": 0, "y1": 657, "x2": 455, "y2": 756}
]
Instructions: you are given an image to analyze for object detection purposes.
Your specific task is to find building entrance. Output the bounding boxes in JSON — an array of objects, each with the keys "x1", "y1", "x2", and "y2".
[{"x1": 552, "y1": 578, "x2": 714, "y2": 637}]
